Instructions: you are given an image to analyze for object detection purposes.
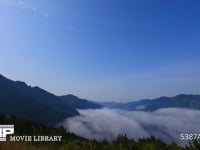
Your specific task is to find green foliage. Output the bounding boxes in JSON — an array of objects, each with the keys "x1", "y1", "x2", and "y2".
[{"x1": 0, "y1": 113, "x2": 199, "y2": 150}]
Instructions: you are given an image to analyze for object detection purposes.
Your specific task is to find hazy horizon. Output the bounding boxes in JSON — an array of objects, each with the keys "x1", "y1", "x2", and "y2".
[
  {"x1": 0, "y1": 0, "x2": 200, "y2": 102},
  {"x1": 1, "y1": 73, "x2": 199, "y2": 103}
]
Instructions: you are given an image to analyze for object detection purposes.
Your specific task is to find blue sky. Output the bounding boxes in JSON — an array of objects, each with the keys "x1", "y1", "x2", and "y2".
[{"x1": 0, "y1": 0, "x2": 200, "y2": 101}]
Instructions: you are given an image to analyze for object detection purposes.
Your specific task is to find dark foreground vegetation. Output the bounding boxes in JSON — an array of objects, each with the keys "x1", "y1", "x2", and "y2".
[{"x1": 0, "y1": 114, "x2": 199, "y2": 150}]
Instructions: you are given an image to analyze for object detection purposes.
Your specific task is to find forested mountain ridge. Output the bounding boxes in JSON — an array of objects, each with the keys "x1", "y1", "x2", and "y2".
[
  {"x1": 99, "y1": 94, "x2": 200, "y2": 111},
  {"x1": 0, "y1": 74, "x2": 79, "y2": 126},
  {"x1": 60, "y1": 94, "x2": 102, "y2": 109}
]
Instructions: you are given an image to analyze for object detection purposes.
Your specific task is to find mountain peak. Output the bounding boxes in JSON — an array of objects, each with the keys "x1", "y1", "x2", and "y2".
[
  {"x1": 60, "y1": 95, "x2": 102, "y2": 109},
  {"x1": 63, "y1": 94, "x2": 79, "y2": 99},
  {"x1": 0, "y1": 74, "x2": 79, "y2": 126}
]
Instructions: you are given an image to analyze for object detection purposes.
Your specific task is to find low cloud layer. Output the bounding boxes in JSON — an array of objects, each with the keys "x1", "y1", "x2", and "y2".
[{"x1": 61, "y1": 108, "x2": 200, "y2": 145}]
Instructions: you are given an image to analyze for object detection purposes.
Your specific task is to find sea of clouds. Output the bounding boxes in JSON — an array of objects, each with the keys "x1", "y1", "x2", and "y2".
[{"x1": 61, "y1": 108, "x2": 200, "y2": 146}]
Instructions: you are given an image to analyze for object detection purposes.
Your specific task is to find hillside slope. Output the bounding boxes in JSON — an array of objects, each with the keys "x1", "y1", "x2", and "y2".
[{"x1": 0, "y1": 74, "x2": 79, "y2": 126}]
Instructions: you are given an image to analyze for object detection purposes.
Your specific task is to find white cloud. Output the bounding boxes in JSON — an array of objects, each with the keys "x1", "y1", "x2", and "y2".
[{"x1": 61, "y1": 108, "x2": 200, "y2": 146}]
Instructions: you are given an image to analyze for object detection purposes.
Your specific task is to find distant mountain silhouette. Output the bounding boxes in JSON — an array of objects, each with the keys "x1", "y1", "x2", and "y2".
[
  {"x1": 0, "y1": 74, "x2": 79, "y2": 126},
  {"x1": 99, "y1": 94, "x2": 200, "y2": 111},
  {"x1": 14, "y1": 81, "x2": 78, "y2": 116},
  {"x1": 1, "y1": 74, "x2": 200, "y2": 126},
  {"x1": 60, "y1": 94, "x2": 102, "y2": 109}
]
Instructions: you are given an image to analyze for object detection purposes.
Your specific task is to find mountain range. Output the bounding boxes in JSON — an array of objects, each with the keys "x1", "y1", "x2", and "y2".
[
  {"x1": 0, "y1": 74, "x2": 200, "y2": 126},
  {"x1": 0, "y1": 74, "x2": 100, "y2": 126},
  {"x1": 99, "y1": 94, "x2": 200, "y2": 111}
]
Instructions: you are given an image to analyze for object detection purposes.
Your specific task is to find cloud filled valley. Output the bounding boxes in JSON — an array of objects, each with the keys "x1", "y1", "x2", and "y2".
[{"x1": 61, "y1": 108, "x2": 200, "y2": 146}]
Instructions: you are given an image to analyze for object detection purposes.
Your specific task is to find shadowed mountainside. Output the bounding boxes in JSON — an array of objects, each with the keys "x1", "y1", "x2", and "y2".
[
  {"x1": 0, "y1": 74, "x2": 79, "y2": 126},
  {"x1": 60, "y1": 94, "x2": 102, "y2": 109},
  {"x1": 1, "y1": 74, "x2": 200, "y2": 126}
]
